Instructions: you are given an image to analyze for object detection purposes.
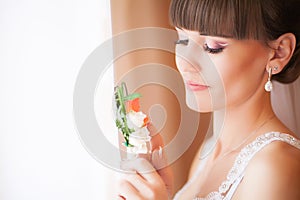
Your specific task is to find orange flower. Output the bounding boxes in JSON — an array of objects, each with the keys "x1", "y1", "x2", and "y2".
[
  {"x1": 143, "y1": 116, "x2": 150, "y2": 127},
  {"x1": 127, "y1": 98, "x2": 140, "y2": 112}
]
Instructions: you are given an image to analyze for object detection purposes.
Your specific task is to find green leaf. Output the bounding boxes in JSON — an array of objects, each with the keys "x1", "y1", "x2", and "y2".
[
  {"x1": 115, "y1": 119, "x2": 122, "y2": 129},
  {"x1": 114, "y1": 82, "x2": 142, "y2": 147},
  {"x1": 123, "y1": 93, "x2": 142, "y2": 101},
  {"x1": 129, "y1": 128, "x2": 135, "y2": 133}
]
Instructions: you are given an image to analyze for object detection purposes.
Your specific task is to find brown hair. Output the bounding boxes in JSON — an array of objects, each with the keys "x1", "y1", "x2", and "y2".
[{"x1": 169, "y1": 0, "x2": 300, "y2": 83}]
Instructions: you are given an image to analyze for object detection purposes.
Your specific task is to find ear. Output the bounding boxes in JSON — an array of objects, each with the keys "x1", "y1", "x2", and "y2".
[{"x1": 267, "y1": 33, "x2": 296, "y2": 74}]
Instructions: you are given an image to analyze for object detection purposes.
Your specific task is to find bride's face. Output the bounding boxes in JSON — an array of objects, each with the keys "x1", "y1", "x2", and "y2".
[{"x1": 175, "y1": 28, "x2": 271, "y2": 112}]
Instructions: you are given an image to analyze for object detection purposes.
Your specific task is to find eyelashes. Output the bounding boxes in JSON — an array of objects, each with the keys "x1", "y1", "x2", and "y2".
[
  {"x1": 175, "y1": 39, "x2": 225, "y2": 54},
  {"x1": 175, "y1": 39, "x2": 189, "y2": 45},
  {"x1": 203, "y1": 43, "x2": 225, "y2": 54}
]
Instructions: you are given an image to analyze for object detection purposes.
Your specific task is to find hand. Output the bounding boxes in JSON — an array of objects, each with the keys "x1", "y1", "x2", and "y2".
[
  {"x1": 118, "y1": 157, "x2": 170, "y2": 200},
  {"x1": 117, "y1": 124, "x2": 174, "y2": 200}
]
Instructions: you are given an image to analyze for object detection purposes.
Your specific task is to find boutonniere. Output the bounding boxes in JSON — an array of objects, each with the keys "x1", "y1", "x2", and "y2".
[{"x1": 114, "y1": 82, "x2": 150, "y2": 154}]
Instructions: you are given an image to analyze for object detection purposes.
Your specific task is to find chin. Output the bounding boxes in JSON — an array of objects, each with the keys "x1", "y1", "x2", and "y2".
[
  {"x1": 186, "y1": 96, "x2": 213, "y2": 113},
  {"x1": 185, "y1": 91, "x2": 227, "y2": 113}
]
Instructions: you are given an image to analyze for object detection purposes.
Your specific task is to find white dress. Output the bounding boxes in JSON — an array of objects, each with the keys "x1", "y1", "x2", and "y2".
[{"x1": 173, "y1": 132, "x2": 300, "y2": 200}]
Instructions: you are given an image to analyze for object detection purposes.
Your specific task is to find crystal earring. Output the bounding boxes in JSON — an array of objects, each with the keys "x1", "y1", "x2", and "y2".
[{"x1": 264, "y1": 67, "x2": 273, "y2": 92}]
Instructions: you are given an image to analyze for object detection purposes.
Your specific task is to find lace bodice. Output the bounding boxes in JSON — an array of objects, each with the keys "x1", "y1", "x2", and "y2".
[{"x1": 173, "y1": 132, "x2": 300, "y2": 200}]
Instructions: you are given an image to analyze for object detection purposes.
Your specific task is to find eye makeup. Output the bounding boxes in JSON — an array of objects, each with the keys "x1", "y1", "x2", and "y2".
[
  {"x1": 175, "y1": 28, "x2": 229, "y2": 54},
  {"x1": 203, "y1": 40, "x2": 228, "y2": 54},
  {"x1": 175, "y1": 39, "x2": 189, "y2": 45}
]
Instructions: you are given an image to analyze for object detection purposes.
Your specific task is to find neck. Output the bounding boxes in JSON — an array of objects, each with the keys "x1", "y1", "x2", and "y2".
[{"x1": 212, "y1": 91, "x2": 276, "y2": 155}]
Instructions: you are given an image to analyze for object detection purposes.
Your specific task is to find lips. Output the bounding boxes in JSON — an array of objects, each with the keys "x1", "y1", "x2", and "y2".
[
  {"x1": 186, "y1": 80, "x2": 209, "y2": 91},
  {"x1": 179, "y1": 72, "x2": 209, "y2": 91}
]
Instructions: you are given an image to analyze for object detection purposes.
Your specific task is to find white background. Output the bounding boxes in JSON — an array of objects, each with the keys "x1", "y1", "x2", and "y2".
[{"x1": 0, "y1": 0, "x2": 114, "y2": 199}]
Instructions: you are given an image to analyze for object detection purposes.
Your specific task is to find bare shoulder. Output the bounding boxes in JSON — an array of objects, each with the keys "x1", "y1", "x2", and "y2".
[{"x1": 234, "y1": 135, "x2": 300, "y2": 200}]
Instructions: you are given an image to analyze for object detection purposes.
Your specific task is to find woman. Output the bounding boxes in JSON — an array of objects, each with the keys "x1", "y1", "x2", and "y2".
[{"x1": 117, "y1": 0, "x2": 300, "y2": 199}]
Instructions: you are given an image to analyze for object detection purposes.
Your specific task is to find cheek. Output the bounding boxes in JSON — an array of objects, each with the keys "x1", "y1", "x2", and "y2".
[
  {"x1": 211, "y1": 45, "x2": 268, "y2": 103},
  {"x1": 175, "y1": 44, "x2": 203, "y2": 74},
  {"x1": 175, "y1": 53, "x2": 219, "y2": 112},
  {"x1": 175, "y1": 56, "x2": 188, "y2": 73}
]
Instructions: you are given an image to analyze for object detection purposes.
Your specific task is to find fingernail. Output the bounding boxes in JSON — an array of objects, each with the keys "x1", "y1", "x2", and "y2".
[
  {"x1": 118, "y1": 195, "x2": 126, "y2": 200},
  {"x1": 151, "y1": 146, "x2": 169, "y2": 170},
  {"x1": 158, "y1": 146, "x2": 163, "y2": 159}
]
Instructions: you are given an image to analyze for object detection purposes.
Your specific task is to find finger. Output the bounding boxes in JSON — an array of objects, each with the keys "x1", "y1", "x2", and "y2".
[
  {"x1": 152, "y1": 147, "x2": 174, "y2": 196},
  {"x1": 118, "y1": 180, "x2": 143, "y2": 200},
  {"x1": 121, "y1": 158, "x2": 162, "y2": 184},
  {"x1": 150, "y1": 134, "x2": 164, "y2": 152},
  {"x1": 122, "y1": 172, "x2": 156, "y2": 196},
  {"x1": 117, "y1": 195, "x2": 126, "y2": 200},
  {"x1": 121, "y1": 158, "x2": 154, "y2": 173},
  {"x1": 147, "y1": 123, "x2": 164, "y2": 151},
  {"x1": 147, "y1": 123, "x2": 159, "y2": 137},
  {"x1": 152, "y1": 146, "x2": 168, "y2": 170}
]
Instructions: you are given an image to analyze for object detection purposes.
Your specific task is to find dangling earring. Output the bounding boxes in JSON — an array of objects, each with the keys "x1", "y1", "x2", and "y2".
[{"x1": 264, "y1": 67, "x2": 273, "y2": 92}]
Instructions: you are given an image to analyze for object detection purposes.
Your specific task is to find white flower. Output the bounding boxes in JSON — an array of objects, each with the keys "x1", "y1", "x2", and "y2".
[
  {"x1": 124, "y1": 110, "x2": 150, "y2": 150},
  {"x1": 127, "y1": 111, "x2": 147, "y2": 128},
  {"x1": 128, "y1": 127, "x2": 150, "y2": 154},
  {"x1": 131, "y1": 126, "x2": 150, "y2": 138}
]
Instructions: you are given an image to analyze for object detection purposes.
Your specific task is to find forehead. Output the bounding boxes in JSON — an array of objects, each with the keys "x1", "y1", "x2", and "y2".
[
  {"x1": 176, "y1": 27, "x2": 233, "y2": 42},
  {"x1": 176, "y1": 27, "x2": 198, "y2": 36}
]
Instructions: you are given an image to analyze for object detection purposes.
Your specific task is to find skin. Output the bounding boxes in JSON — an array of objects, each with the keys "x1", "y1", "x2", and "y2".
[
  {"x1": 117, "y1": 28, "x2": 300, "y2": 199},
  {"x1": 117, "y1": 124, "x2": 173, "y2": 200}
]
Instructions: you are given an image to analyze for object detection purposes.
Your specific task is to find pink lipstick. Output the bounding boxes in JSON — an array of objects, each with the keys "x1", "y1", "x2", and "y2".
[{"x1": 186, "y1": 81, "x2": 209, "y2": 91}]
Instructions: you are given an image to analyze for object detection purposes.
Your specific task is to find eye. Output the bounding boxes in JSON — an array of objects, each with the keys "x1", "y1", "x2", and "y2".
[
  {"x1": 175, "y1": 39, "x2": 189, "y2": 46},
  {"x1": 203, "y1": 43, "x2": 225, "y2": 54}
]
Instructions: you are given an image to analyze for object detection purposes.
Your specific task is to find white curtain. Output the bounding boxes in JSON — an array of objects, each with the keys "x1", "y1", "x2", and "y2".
[
  {"x1": 272, "y1": 77, "x2": 300, "y2": 136},
  {"x1": 0, "y1": 0, "x2": 113, "y2": 199}
]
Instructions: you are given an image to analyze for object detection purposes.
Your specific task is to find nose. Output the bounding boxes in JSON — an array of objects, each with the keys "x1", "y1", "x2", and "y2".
[
  {"x1": 175, "y1": 54, "x2": 200, "y2": 74},
  {"x1": 175, "y1": 39, "x2": 203, "y2": 74}
]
